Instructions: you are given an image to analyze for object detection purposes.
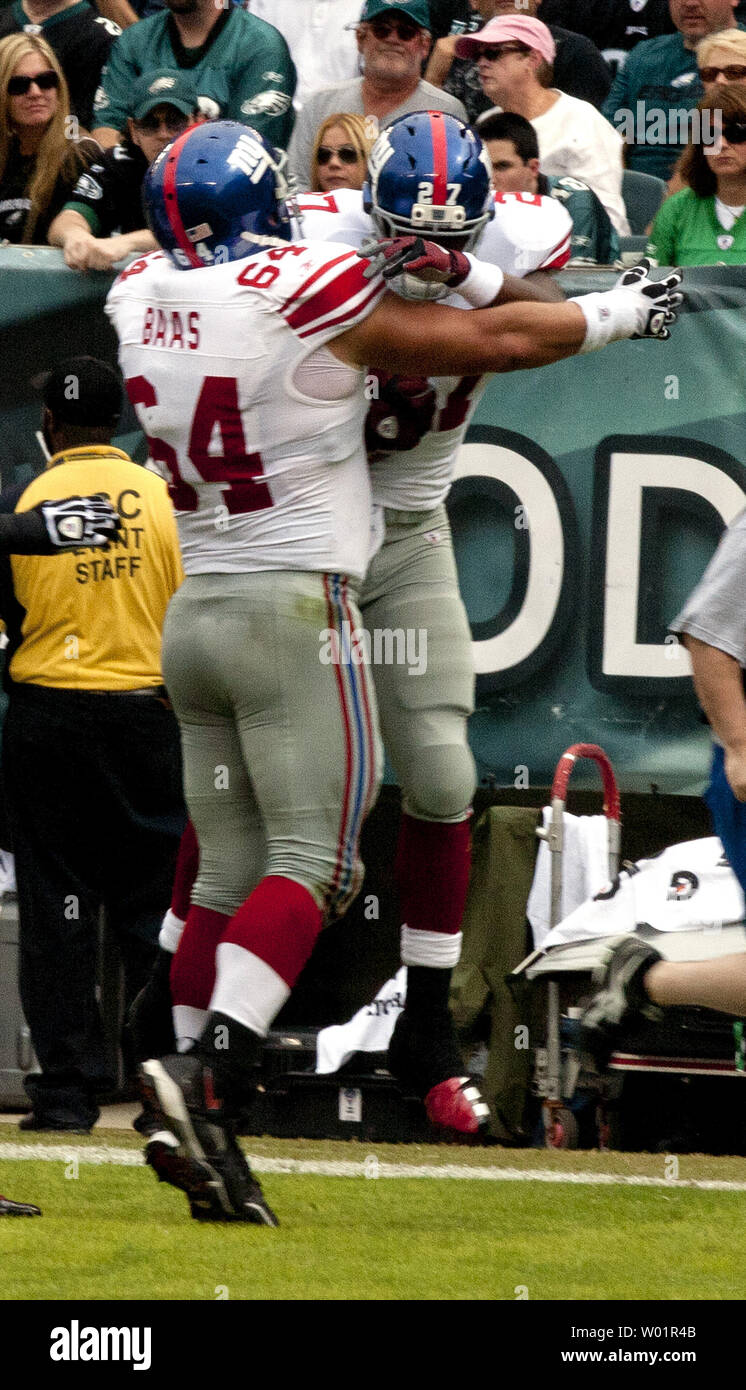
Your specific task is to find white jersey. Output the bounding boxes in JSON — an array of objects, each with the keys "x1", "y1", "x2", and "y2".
[
  {"x1": 105, "y1": 242, "x2": 385, "y2": 579},
  {"x1": 294, "y1": 187, "x2": 572, "y2": 511}
]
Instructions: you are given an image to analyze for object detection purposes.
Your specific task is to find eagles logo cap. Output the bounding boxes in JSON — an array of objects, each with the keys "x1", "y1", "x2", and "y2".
[
  {"x1": 131, "y1": 68, "x2": 199, "y2": 122},
  {"x1": 356, "y1": 0, "x2": 431, "y2": 29}
]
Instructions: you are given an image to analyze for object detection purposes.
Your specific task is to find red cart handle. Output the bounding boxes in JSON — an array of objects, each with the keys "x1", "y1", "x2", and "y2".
[{"x1": 550, "y1": 743, "x2": 621, "y2": 822}]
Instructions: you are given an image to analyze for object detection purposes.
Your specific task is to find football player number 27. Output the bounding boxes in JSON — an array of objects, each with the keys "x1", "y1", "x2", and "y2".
[{"x1": 125, "y1": 374, "x2": 271, "y2": 514}]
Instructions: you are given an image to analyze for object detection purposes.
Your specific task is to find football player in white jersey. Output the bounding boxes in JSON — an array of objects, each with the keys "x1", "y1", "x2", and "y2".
[
  {"x1": 291, "y1": 113, "x2": 575, "y2": 1134},
  {"x1": 109, "y1": 120, "x2": 682, "y2": 1223}
]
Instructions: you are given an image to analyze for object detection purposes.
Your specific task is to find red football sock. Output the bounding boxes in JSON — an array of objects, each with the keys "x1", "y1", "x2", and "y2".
[
  {"x1": 396, "y1": 813, "x2": 471, "y2": 937},
  {"x1": 170, "y1": 819, "x2": 200, "y2": 922},
  {"x1": 220, "y1": 875, "x2": 323, "y2": 987},
  {"x1": 170, "y1": 903, "x2": 229, "y2": 1009}
]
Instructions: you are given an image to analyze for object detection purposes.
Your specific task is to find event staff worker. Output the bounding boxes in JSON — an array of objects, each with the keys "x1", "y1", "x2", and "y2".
[{"x1": 0, "y1": 356, "x2": 186, "y2": 1133}]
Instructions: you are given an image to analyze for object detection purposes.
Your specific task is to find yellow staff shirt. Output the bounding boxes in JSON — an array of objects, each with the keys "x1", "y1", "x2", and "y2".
[{"x1": 2, "y1": 446, "x2": 184, "y2": 690}]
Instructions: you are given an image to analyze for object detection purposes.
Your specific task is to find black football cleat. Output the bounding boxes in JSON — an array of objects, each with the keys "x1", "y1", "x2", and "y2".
[
  {"x1": 134, "y1": 1101, "x2": 227, "y2": 1220},
  {"x1": 0, "y1": 1194, "x2": 42, "y2": 1216},
  {"x1": 388, "y1": 1009, "x2": 490, "y2": 1135},
  {"x1": 581, "y1": 936, "x2": 663, "y2": 1070},
  {"x1": 139, "y1": 1054, "x2": 278, "y2": 1226}
]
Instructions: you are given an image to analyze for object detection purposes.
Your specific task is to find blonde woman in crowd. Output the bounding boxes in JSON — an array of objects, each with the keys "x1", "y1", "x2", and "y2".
[
  {"x1": 664, "y1": 30, "x2": 746, "y2": 198},
  {"x1": 309, "y1": 112, "x2": 374, "y2": 194},
  {"x1": 0, "y1": 33, "x2": 95, "y2": 244}
]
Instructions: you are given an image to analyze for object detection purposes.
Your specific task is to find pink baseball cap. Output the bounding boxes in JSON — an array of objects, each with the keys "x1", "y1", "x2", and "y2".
[{"x1": 455, "y1": 15, "x2": 556, "y2": 65}]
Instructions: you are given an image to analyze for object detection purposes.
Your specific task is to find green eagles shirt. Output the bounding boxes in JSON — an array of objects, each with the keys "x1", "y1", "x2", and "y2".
[
  {"x1": 602, "y1": 32, "x2": 702, "y2": 180},
  {"x1": 647, "y1": 188, "x2": 746, "y2": 266},
  {"x1": 93, "y1": 6, "x2": 296, "y2": 148},
  {"x1": 543, "y1": 173, "x2": 620, "y2": 264}
]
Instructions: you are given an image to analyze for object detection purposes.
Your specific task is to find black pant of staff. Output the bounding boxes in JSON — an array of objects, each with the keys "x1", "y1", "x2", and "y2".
[{"x1": 3, "y1": 683, "x2": 186, "y2": 1131}]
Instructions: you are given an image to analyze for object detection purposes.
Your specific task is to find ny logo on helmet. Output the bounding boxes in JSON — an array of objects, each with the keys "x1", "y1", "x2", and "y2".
[{"x1": 227, "y1": 132, "x2": 274, "y2": 185}]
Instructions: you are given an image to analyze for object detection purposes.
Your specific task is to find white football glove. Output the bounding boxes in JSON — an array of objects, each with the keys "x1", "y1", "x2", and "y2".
[
  {"x1": 39, "y1": 495, "x2": 122, "y2": 549},
  {"x1": 571, "y1": 258, "x2": 683, "y2": 352}
]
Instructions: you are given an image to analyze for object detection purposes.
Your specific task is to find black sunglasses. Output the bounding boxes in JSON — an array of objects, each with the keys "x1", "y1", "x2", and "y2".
[
  {"x1": 134, "y1": 111, "x2": 190, "y2": 135},
  {"x1": 720, "y1": 120, "x2": 746, "y2": 144},
  {"x1": 8, "y1": 69, "x2": 59, "y2": 96},
  {"x1": 700, "y1": 64, "x2": 746, "y2": 83},
  {"x1": 317, "y1": 143, "x2": 361, "y2": 166},
  {"x1": 368, "y1": 17, "x2": 421, "y2": 41},
  {"x1": 474, "y1": 42, "x2": 530, "y2": 62}
]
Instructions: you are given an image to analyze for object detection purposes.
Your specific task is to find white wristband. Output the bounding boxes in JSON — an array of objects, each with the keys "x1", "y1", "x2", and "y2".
[
  {"x1": 457, "y1": 253, "x2": 505, "y2": 307},
  {"x1": 570, "y1": 289, "x2": 643, "y2": 353}
]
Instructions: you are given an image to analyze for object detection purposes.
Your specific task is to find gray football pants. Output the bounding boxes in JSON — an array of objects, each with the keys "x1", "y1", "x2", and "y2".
[
  {"x1": 162, "y1": 570, "x2": 382, "y2": 920},
  {"x1": 361, "y1": 503, "x2": 476, "y2": 823}
]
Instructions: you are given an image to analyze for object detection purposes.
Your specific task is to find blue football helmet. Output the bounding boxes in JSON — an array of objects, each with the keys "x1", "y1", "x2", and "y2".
[
  {"x1": 143, "y1": 120, "x2": 294, "y2": 270},
  {"x1": 363, "y1": 110, "x2": 494, "y2": 299}
]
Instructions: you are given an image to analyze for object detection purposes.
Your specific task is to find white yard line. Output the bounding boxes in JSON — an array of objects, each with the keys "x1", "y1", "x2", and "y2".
[{"x1": 1, "y1": 1142, "x2": 746, "y2": 1190}]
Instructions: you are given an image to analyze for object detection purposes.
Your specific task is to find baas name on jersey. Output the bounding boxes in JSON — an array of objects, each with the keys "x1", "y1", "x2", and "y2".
[{"x1": 141, "y1": 306, "x2": 200, "y2": 350}]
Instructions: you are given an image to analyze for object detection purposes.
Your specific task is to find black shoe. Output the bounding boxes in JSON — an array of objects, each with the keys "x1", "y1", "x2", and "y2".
[
  {"x1": 126, "y1": 947, "x2": 177, "y2": 1064},
  {"x1": 581, "y1": 936, "x2": 663, "y2": 1070},
  {"x1": 139, "y1": 1055, "x2": 278, "y2": 1226},
  {"x1": 388, "y1": 1010, "x2": 490, "y2": 1135},
  {"x1": 0, "y1": 1194, "x2": 42, "y2": 1216},
  {"x1": 18, "y1": 1113, "x2": 91, "y2": 1134}
]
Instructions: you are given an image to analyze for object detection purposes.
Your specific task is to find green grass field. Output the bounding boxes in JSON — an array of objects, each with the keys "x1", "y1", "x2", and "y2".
[{"x1": 2, "y1": 1131, "x2": 746, "y2": 1300}]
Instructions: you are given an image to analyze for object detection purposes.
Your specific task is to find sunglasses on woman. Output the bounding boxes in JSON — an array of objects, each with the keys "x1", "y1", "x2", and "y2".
[
  {"x1": 699, "y1": 64, "x2": 746, "y2": 83},
  {"x1": 316, "y1": 144, "x2": 361, "y2": 166},
  {"x1": 474, "y1": 43, "x2": 530, "y2": 62},
  {"x1": 8, "y1": 69, "x2": 59, "y2": 95},
  {"x1": 720, "y1": 120, "x2": 746, "y2": 144}
]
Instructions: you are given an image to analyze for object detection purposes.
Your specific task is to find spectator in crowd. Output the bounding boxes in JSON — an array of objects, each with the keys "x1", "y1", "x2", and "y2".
[
  {"x1": 458, "y1": 15, "x2": 630, "y2": 234},
  {"x1": 698, "y1": 24, "x2": 746, "y2": 84},
  {"x1": 0, "y1": 357, "x2": 186, "y2": 1133},
  {"x1": 476, "y1": 109, "x2": 620, "y2": 263},
  {"x1": 309, "y1": 112, "x2": 374, "y2": 193},
  {"x1": 287, "y1": 0, "x2": 467, "y2": 193},
  {"x1": 424, "y1": 0, "x2": 612, "y2": 116},
  {"x1": 539, "y1": 0, "x2": 675, "y2": 70},
  {"x1": 647, "y1": 86, "x2": 746, "y2": 263},
  {"x1": 246, "y1": 0, "x2": 361, "y2": 111},
  {"x1": 603, "y1": 0, "x2": 740, "y2": 181},
  {"x1": 664, "y1": 30, "x2": 746, "y2": 195},
  {"x1": 91, "y1": 0, "x2": 296, "y2": 151},
  {"x1": 49, "y1": 69, "x2": 201, "y2": 271},
  {"x1": 0, "y1": 33, "x2": 97, "y2": 244},
  {"x1": 0, "y1": 0, "x2": 121, "y2": 130}
]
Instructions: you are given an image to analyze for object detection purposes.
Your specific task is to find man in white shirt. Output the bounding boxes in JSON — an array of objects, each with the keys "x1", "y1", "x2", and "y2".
[
  {"x1": 458, "y1": 12, "x2": 631, "y2": 234},
  {"x1": 246, "y1": 0, "x2": 361, "y2": 110}
]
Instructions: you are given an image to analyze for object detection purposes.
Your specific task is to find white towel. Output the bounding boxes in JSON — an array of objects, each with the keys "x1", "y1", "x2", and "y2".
[
  {"x1": 527, "y1": 809, "x2": 610, "y2": 948},
  {"x1": 316, "y1": 967, "x2": 407, "y2": 1074},
  {"x1": 543, "y1": 836, "x2": 745, "y2": 948}
]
